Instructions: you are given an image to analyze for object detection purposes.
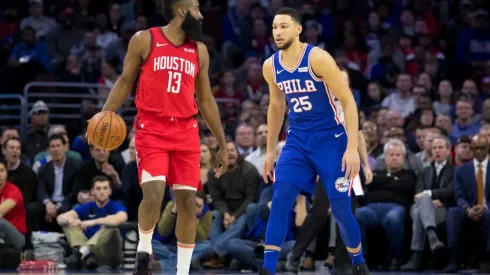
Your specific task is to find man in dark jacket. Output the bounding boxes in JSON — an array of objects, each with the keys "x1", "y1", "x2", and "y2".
[
  {"x1": 356, "y1": 138, "x2": 416, "y2": 269},
  {"x1": 204, "y1": 141, "x2": 259, "y2": 267},
  {"x1": 402, "y1": 135, "x2": 454, "y2": 270},
  {"x1": 26, "y1": 134, "x2": 82, "y2": 232}
]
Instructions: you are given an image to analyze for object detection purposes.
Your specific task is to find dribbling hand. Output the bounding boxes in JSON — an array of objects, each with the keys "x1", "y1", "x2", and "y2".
[
  {"x1": 342, "y1": 148, "x2": 360, "y2": 183},
  {"x1": 262, "y1": 152, "x2": 276, "y2": 184},
  {"x1": 214, "y1": 148, "x2": 229, "y2": 178}
]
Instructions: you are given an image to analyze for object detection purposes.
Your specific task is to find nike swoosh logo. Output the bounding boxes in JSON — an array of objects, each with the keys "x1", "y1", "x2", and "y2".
[
  {"x1": 276, "y1": 69, "x2": 284, "y2": 74},
  {"x1": 335, "y1": 132, "x2": 345, "y2": 138},
  {"x1": 156, "y1": 43, "x2": 167, "y2": 47}
]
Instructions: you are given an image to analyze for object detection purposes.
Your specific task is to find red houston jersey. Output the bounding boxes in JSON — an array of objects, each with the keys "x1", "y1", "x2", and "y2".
[{"x1": 136, "y1": 27, "x2": 200, "y2": 118}]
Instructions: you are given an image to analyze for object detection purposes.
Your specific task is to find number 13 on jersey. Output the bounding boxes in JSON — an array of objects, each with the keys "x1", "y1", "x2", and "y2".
[
  {"x1": 167, "y1": 71, "x2": 182, "y2": 94},
  {"x1": 291, "y1": 96, "x2": 312, "y2": 112}
]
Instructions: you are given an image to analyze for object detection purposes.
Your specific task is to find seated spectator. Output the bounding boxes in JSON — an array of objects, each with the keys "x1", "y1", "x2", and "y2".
[
  {"x1": 8, "y1": 26, "x2": 51, "y2": 72},
  {"x1": 245, "y1": 124, "x2": 267, "y2": 173},
  {"x1": 57, "y1": 175, "x2": 127, "y2": 269},
  {"x1": 26, "y1": 134, "x2": 82, "y2": 233},
  {"x1": 445, "y1": 134, "x2": 490, "y2": 273},
  {"x1": 34, "y1": 125, "x2": 82, "y2": 162},
  {"x1": 32, "y1": 125, "x2": 82, "y2": 173},
  {"x1": 362, "y1": 121, "x2": 383, "y2": 161},
  {"x1": 381, "y1": 74, "x2": 415, "y2": 118},
  {"x1": 402, "y1": 136, "x2": 454, "y2": 271},
  {"x1": 451, "y1": 98, "x2": 481, "y2": 140},
  {"x1": 19, "y1": 0, "x2": 56, "y2": 39},
  {"x1": 153, "y1": 191, "x2": 213, "y2": 271},
  {"x1": 374, "y1": 127, "x2": 424, "y2": 174},
  {"x1": 227, "y1": 194, "x2": 306, "y2": 270},
  {"x1": 71, "y1": 145, "x2": 125, "y2": 204},
  {"x1": 22, "y1": 101, "x2": 50, "y2": 163},
  {"x1": 235, "y1": 124, "x2": 255, "y2": 156},
  {"x1": 415, "y1": 129, "x2": 440, "y2": 168},
  {"x1": 204, "y1": 141, "x2": 259, "y2": 267},
  {"x1": 0, "y1": 128, "x2": 31, "y2": 166},
  {"x1": 356, "y1": 139, "x2": 416, "y2": 269},
  {"x1": 2, "y1": 137, "x2": 37, "y2": 205},
  {"x1": 0, "y1": 159, "x2": 27, "y2": 251},
  {"x1": 453, "y1": 136, "x2": 474, "y2": 166}
]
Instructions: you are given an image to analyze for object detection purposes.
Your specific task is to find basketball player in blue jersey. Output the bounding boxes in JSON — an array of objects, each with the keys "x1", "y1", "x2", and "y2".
[{"x1": 259, "y1": 8, "x2": 369, "y2": 275}]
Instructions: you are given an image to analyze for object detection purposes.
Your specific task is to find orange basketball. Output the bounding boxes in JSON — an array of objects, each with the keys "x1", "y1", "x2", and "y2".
[{"x1": 87, "y1": 111, "x2": 127, "y2": 151}]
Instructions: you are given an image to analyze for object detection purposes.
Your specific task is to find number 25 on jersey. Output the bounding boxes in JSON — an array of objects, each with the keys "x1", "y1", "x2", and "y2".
[
  {"x1": 291, "y1": 96, "x2": 312, "y2": 112},
  {"x1": 167, "y1": 71, "x2": 182, "y2": 93}
]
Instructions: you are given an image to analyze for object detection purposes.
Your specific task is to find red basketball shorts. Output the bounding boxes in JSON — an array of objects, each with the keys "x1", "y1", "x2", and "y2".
[{"x1": 134, "y1": 112, "x2": 201, "y2": 191}]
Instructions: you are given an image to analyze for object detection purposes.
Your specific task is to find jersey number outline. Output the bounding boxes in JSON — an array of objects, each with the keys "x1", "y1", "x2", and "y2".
[
  {"x1": 167, "y1": 71, "x2": 182, "y2": 93},
  {"x1": 291, "y1": 96, "x2": 312, "y2": 112}
]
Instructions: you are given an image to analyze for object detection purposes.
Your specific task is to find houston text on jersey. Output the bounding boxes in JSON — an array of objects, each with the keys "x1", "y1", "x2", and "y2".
[{"x1": 153, "y1": 56, "x2": 197, "y2": 78}]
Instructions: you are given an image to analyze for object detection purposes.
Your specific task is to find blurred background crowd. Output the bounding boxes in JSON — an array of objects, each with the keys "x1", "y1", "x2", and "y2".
[{"x1": 1, "y1": 0, "x2": 490, "y2": 273}]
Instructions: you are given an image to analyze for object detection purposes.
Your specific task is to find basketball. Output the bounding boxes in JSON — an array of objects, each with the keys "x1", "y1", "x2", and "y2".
[{"x1": 87, "y1": 111, "x2": 127, "y2": 151}]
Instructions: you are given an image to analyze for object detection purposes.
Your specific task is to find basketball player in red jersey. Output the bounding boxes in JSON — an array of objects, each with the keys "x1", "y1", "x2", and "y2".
[{"x1": 97, "y1": 0, "x2": 229, "y2": 274}]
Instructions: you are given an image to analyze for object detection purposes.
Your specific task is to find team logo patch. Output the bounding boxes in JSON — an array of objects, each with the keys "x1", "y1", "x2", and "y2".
[{"x1": 335, "y1": 177, "x2": 350, "y2": 192}]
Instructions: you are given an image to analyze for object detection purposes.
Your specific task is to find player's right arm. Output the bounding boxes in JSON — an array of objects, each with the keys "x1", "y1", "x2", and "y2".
[
  {"x1": 102, "y1": 30, "x2": 149, "y2": 112},
  {"x1": 262, "y1": 57, "x2": 285, "y2": 183}
]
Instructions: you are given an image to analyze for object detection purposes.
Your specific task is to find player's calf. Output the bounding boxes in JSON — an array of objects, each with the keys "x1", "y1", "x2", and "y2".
[
  {"x1": 138, "y1": 180, "x2": 166, "y2": 255},
  {"x1": 174, "y1": 189, "x2": 198, "y2": 275},
  {"x1": 330, "y1": 197, "x2": 365, "y2": 265}
]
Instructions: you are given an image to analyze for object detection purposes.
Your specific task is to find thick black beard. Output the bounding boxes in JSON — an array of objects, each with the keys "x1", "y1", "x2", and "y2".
[
  {"x1": 276, "y1": 38, "x2": 294, "y2": 50},
  {"x1": 181, "y1": 11, "x2": 203, "y2": 42}
]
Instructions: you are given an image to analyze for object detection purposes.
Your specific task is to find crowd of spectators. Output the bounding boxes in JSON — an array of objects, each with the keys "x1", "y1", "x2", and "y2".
[{"x1": 1, "y1": 0, "x2": 490, "y2": 273}]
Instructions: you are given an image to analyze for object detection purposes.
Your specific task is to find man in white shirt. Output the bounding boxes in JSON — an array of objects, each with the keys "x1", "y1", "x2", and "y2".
[
  {"x1": 245, "y1": 124, "x2": 267, "y2": 172},
  {"x1": 402, "y1": 136, "x2": 454, "y2": 271},
  {"x1": 381, "y1": 74, "x2": 415, "y2": 118}
]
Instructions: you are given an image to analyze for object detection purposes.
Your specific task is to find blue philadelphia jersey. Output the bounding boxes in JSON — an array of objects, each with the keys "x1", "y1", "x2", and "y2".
[
  {"x1": 272, "y1": 43, "x2": 344, "y2": 132},
  {"x1": 271, "y1": 44, "x2": 352, "y2": 199}
]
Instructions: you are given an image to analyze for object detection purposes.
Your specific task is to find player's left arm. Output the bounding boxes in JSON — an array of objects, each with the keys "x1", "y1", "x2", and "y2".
[
  {"x1": 310, "y1": 48, "x2": 358, "y2": 151},
  {"x1": 194, "y1": 42, "x2": 227, "y2": 150}
]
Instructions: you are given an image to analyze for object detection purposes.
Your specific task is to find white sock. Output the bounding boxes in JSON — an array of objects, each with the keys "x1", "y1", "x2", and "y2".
[
  {"x1": 79, "y1": 245, "x2": 91, "y2": 259},
  {"x1": 137, "y1": 225, "x2": 154, "y2": 254},
  {"x1": 176, "y1": 242, "x2": 195, "y2": 275}
]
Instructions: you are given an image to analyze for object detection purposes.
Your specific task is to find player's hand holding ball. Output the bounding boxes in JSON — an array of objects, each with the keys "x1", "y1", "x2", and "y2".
[
  {"x1": 86, "y1": 111, "x2": 127, "y2": 151},
  {"x1": 262, "y1": 152, "x2": 276, "y2": 183},
  {"x1": 342, "y1": 148, "x2": 360, "y2": 182},
  {"x1": 214, "y1": 148, "x2": 229, "y2": 178}
]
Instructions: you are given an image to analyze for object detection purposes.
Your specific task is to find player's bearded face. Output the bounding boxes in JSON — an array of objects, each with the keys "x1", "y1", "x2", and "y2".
[
  {"x1": 181, "y1": 10, "x2": 203, "y2": 42},
  {"x1": 276, "y1": 37, "x2": 294, "y2": 50}
]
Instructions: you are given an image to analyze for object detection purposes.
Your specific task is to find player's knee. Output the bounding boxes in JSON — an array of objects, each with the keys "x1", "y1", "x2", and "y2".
[
  {"x1": 141, "y1": 180, "x2": 165, "y2": 206},
  {"x1": 174, "y1": 190, "x2": 196, "y2": 216}
]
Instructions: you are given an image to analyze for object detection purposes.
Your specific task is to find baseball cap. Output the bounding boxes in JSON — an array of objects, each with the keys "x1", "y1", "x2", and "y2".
[
  {"x1": 457, "y1": 135, "x2": 472, "y2": 145},
  {"x1": 29, "y1": 100, "x2": 49, "y2": 115}
]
